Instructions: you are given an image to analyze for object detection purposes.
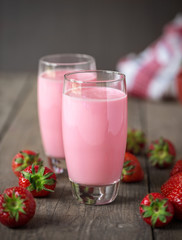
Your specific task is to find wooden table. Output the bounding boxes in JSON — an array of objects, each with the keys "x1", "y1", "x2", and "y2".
[{"x1": 0, "y1": 72, "x2": 182, "y2": 240}]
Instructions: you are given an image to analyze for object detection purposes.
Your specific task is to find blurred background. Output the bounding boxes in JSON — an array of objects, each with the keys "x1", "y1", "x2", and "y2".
[{"x1": 1, "y1": 0, "x2": 182, "y2": 72}]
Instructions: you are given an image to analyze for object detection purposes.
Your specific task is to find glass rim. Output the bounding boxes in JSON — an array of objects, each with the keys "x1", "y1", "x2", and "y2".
[
  {"x1": 39, "y1": 53, "x2": 95, "y2": 66},
  {"x1": 64, "y1": 70, "x2": 126, "y2": 84}
]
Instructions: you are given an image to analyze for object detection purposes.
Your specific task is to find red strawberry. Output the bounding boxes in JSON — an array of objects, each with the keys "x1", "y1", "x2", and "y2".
[
  {"x1": 139, "y1": 192, "x2": 174, "y2": 227},
  {"x1": 148, "y1": 137, "x2": 176, "y2": 168},
  {"x1": 12, "y1": 150, "x2": 43, "y2": 177},
  {"x1": 19, "y1": 165, "x2": 56, "y2": 197},
  {"x1": 161, "y1": 172, "x2": 182, "y2": 197},
  {"x1": 126, "y1": 129, "x2": 146, "y2": 155},
  {"x1": 170, "y1": 159, "x2": 182, "y2": 176},
  {"x1": 121, "y1": 152, "x2": 144, "y2": 183},
  {"x1": 0, "y1": 186, "x2": 36, "y2": 228},
  {"x1": 167, "y1": 185, "x2": 182, "y2": 220}
]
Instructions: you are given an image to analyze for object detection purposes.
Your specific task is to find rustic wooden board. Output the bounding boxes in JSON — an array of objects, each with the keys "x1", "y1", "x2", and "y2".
[
  {"x1": 146, "y1": 100, "x2": 182, "y2": 240},
  {"x1": 0, "y1": 72, "x2": 33, "y2": 141},
  {"x1": 0, "y1": 74, "x2": 40, "y2": 182},
  {"x1": 0, "y1": 77, "x2": 153, "y2": 240},
  {"x1": 1, "y1": 74, "x2": 182, "y2": 239}
]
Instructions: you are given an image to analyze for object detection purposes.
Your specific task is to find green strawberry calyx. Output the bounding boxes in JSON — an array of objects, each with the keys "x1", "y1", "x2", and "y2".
[
  {"x1": 148, "y1": 138, "x2": 173, "y2": 166},
  {"x1": 141, "y1": 194, "x2": 172, "y2": 227},
  {"x1": 15, "y1": 151, "x2": 43, "y2": 172},
  {"x1": 121, "y1": 160, "x2": 135, "y2": 179},
  {"x1": 127, "y1": 129, "x2": 145, "y2": 154},
  {"x1": 21, "y1": 165, "x2": 55, "y2": 193},
  {"x1": 3, "y1": 191, "x2": 26, "y2": 222}
]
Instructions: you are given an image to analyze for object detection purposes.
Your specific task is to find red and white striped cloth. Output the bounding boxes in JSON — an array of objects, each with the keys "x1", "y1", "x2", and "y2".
[{"x1": 116, "y1": 14, "x2": 182, "y2": 100}]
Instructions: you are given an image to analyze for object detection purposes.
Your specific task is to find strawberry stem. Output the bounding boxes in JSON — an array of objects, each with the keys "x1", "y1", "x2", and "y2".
[
  {"x1": 148, "y1": 138, "x2": 173, "y2": 167},
  {"x1": 22, "y1": 164, "x2": 55, "y2": 193},
  {"x1": 122, "y1": 160, "x2": 135, "y2": 177},
  {"x1": 15, "y1": 152, "x2": 43, "y2": 172},
  {"x1": 2, "y1": 191, "x2": 26, "y2": 222},
  {"x1": 141, "y1": 195, "x2": 172, "y2": 227},
  {"x1": 127, "y1": 129, "x2": 145, "y2": 154}
]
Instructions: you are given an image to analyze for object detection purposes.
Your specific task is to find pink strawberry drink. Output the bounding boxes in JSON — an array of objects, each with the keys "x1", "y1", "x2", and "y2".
[
  {"x1": 63, "y1": 86, "x2": 127, "y2": 185},
  {"x1": 38, "y1": 70, "x2": 96, "y2": 158}
]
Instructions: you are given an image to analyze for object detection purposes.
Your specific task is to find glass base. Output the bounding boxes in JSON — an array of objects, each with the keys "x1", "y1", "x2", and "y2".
[
  {"x1": 70, "y1": 179, "x2": 120, "y2": 205},
  {"x1": 48, "y1": 157, "x2": 66, "y2": 174}
]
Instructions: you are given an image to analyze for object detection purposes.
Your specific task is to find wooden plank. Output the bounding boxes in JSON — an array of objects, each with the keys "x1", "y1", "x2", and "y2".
[
  {"x1": 0, "y1": 72, "x2": 33, "y2": 141},
  {"x1": 127, "y1": 98, "x2": 153, "y2": 239},
  {"x1": 0, "y1": 80, "x2": 153, "y2": 240},
  {"x1": 146, "y1": 100, "x2": 182, "y2": 240},
  {"x1": 0, "y1": 74, "x2": 41, "y2": 183}
]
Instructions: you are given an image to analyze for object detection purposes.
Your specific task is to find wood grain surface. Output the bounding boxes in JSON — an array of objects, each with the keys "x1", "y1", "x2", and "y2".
[{"x1": 0, "y1": 72, "x2": 182, "y2": 240}]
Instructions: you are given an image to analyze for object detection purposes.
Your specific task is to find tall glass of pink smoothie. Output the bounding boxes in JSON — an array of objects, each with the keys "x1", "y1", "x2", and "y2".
[
  {"x1": 63, "y1": 70, "x2": 127, "y2": 205},
  {"x1": 37, "y1": 54, "x2": 96, "y2": 174}
]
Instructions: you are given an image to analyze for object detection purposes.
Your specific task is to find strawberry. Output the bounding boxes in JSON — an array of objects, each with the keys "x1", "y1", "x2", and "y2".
[
  {"x1": 0, "y1": 186, "x2": 36, "y2": 228},
  {"x1": 161, "y1": 172, "x2": 182, "y2": 197},
  {"x1": 139, "y1": 192, "x2": 174, "y2": 227},
  {"x1": 126, "y1": 129, "x2": 146, "y2": 155},
  {"x1": 19, "y1": 165, "x2": 56, "y2": 197},
  {"x1": 121, "y1": 152, "x2": 144, "y2": 183},
  {"x1": 12, "y1": 150, "x2": 43, "y2": 177},
  {"x1": 170, "y1": 159, "x2": 182, "y2": 176},
  {"x1": 147, "y1": 137, "x2": 176, "y2": 168},
  {"x1": 167, "y1": 185, "x2": 182, "y2": 220}
]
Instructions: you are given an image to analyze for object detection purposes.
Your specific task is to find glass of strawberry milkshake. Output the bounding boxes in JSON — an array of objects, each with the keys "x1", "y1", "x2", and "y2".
[
  {"x1": 63, "y1": 70, "x2": 127, "y2": 205},
  {"x1": 37, "y1": 54, "x2": 96, "y2": 174}
]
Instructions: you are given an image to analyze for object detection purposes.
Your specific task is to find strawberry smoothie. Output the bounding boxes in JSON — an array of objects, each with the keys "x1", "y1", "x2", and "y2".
[
  {"x1": 38, "y1": 70, "x2": 66, "y2": 158},
  {"x1": 62, "y1": 86, "x2": 127, "y2": 186},
  {"x1": 38, "y1": 70, "x2": 96, "y2": 159}
]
